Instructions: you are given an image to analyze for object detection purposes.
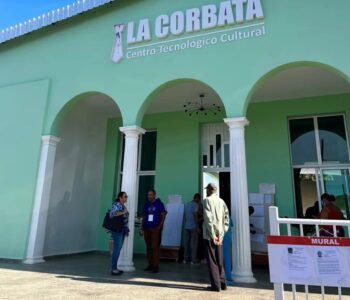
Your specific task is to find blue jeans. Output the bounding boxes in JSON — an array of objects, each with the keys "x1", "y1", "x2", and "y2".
[{"x1": 111, "y1": 231, "x2": 124, "y2": 270}]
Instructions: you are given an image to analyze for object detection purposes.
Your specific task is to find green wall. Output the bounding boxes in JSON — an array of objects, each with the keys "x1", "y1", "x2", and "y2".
[
  {"x1": 0, "y1": 0, "x2": 350, "y2": 128},
  {"x1": 2, "y1": 0, "x2": 350, "y2": 258},
  {"x1": 246, "y1": 93, "x2": 350, "y2": 217},
  {"x1": 0, "y1": 79, "x2": 49, "y2": 259}
]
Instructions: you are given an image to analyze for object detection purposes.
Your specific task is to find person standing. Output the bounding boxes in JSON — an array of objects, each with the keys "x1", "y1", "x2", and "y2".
[
  {"x1": 319, "y1": 193, "x2": 345, "y2": 237},
  {"x1": 184, "y1": 193, "x2": 201, "y2": 264},
  {"x1": 141, "y1": 189, "x2": 167, "y2": 273},
  {"x1": 203, "y1": 183, "x2": 230, "y2": 292},
  {"x1": 109, "y1": 192, "x2": 129, "y2": 276}
]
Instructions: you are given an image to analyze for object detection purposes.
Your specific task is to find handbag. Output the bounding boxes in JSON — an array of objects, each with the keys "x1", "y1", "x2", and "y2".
[{"x1": 102, "y1": 210, "x2": 124, "y2": 233}]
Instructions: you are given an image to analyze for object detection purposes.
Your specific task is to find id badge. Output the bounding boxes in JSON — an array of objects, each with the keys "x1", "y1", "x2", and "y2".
[{"x1": 148, "y1": 214, "x2": 154, "y2": 222}]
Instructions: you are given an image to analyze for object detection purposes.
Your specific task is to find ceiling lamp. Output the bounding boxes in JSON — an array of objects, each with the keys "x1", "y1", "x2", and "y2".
[{"x1": 183, "y1": 93, "x2": 222, "y2": 116}]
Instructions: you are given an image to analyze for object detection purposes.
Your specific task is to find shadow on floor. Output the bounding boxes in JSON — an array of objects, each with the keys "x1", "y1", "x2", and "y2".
[{"x1": 0, "y1": 252, "x2": 348, "y2": 296}]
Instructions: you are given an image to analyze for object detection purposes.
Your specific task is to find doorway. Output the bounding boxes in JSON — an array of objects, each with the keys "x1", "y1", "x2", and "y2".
[
  {"x1": 219, "y1": 172, "x2": 231, "y2": 213},
  {"x1": 202, "y1": 171, "x2": 231, "y2": 211}
]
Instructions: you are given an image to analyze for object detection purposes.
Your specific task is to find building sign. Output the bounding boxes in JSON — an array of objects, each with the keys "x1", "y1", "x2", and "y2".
[
  {"x1": 267, "y1": 236, "x2": 350, "y2": 288},
  {"x1": 112, "y1": 0, "x2": 265, "y2": 63}
]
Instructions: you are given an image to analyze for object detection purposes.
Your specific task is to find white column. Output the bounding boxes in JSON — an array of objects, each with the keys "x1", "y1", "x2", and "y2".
[
  {"x1": 24, "y1": 135, "x2": 61, "y2": 264},
  {"x1": 224, "y1": 117, "x2": 256, "y2": 283},
  {"x1": 117, "y1": 125, "x2": 145, "y2": 271}
]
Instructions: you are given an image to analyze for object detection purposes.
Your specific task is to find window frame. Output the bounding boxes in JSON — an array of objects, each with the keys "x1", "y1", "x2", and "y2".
[
  {"x1": 288, "y1": 113, "x2": 350, "y2": 217},
  {"x1": 288, "y1": 113, "x2": 350, "y2": 168},
  {"x1": 116, "y1": 130, "x2": 157, "y2": 218}
]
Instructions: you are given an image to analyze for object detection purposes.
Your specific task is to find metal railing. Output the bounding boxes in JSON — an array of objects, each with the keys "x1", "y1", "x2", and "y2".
[
  {"x1": 0, "y1": 0, "x2": 115, "y2": 44},
  {"x1": 269, "y1": 206, "x2": 350, "y2": 300}
]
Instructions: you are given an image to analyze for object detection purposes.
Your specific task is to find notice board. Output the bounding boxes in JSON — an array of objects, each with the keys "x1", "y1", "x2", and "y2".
[{"x1": 267, "y1": 236, "x2": 350, "y2": 287}]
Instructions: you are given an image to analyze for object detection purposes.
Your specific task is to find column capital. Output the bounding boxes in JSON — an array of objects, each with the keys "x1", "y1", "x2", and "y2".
[
  {"x1": 224, "y1": 117, "x2": 249, "y2": 129},
  {"x1": 41, "y1": 135, "x2": 61, "y2": 146},
  {"x1": 119, "y1": 125, "x2": 146, "y2": 137}
]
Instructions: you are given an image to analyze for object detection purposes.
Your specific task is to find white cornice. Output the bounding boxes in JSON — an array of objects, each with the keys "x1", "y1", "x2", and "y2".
[{"x1": 0, "y1": 0, "x2": 114, "y2": 44}]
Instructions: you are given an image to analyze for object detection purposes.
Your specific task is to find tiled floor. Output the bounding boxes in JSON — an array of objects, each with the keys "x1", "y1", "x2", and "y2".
[{"x1": 0, "y1": 253, "x2": 347, "y2": 300}]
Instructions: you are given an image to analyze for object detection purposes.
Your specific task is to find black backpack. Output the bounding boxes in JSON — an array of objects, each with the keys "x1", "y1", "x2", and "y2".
[{"x1": 102, "y1": 210, "x2": 124, "y2": 233}]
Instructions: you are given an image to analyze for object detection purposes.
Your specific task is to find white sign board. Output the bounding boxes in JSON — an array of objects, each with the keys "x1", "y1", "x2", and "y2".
[
  {"x1": 268, "y1": 236, "x2": 350, "y2": 287},
  {"x1": 161, "y1": 203, "x2": 184, "y2": 247}
]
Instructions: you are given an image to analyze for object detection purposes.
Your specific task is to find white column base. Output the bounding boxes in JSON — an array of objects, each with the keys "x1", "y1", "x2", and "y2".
[
  {"x1": 23, "y1": 257, "x2": 45, "y2": 264},
  {"x1": 232, "y1": 272, "x2": 257, "y2": 284}
]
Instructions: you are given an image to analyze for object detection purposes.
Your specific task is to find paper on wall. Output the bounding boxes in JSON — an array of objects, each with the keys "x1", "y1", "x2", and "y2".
[
  {"x1": 168, "y1": 194, "x2": 182, "y2": 204},
  {"x1": 250, "y1": 216, "x2": 265, "y2": 232},
  {"x1": 250, "y1": 205, "x2": 264, "y2": 217},
  {"x1": 259, "y1": 183, "x2": 276, "y2": 195},
  {"x1": 249, "y1": 193, "x2": 264, "y2": 205},
  {"x1": 250, "y1": 233, "x2": 266, "y2": 243}
]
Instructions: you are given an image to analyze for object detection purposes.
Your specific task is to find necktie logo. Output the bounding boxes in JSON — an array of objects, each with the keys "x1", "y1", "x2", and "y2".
[{"x1": 111, "y1": 24, "x2": 125, "y2": 63}]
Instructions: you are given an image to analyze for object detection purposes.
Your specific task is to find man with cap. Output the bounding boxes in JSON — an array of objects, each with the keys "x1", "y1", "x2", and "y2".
[{"x1": 203, "y1": 183, "x2": 230, "y2": 292}]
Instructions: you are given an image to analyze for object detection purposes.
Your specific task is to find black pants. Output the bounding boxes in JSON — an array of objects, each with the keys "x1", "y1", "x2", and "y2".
[{"x1": 204, "y1": 239, "x2": 226, "y2": 290}]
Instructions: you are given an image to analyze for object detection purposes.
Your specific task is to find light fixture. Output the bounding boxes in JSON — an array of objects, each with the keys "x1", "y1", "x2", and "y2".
[{"x1": 183, "y1": 93, "x2": 222, "y2": 116}]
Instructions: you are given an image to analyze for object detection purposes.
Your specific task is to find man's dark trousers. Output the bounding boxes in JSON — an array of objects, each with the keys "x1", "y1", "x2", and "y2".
[
  {"x1": 144, "y1": 228, "x2": 161, "y2": 268},
  {"x1": 204, "y1": 239, "x2": 226, "y2": 290}
]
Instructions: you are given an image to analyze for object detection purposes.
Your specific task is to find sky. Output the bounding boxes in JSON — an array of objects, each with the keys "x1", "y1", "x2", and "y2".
[{"x1": 0, "y1": 0, "x2": 74, "y2": 30}]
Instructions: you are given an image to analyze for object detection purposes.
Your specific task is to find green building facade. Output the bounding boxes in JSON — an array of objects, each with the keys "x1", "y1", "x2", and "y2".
[{"x1": 1, "y1": 0, "x2": 350, "y2": 283}]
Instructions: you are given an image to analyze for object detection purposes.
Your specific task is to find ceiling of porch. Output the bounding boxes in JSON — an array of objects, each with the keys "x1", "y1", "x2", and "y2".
[{"x1": 251, "y1": 66, "x2": 350, "y2": 103}]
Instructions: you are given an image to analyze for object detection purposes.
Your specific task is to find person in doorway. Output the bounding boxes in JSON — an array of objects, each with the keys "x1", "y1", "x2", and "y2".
[
  {"x1": 223, "y1": 216, "x2": 233, "y2": 283},
  {"x1": 319, "y1": 193, "x2": 345, "y2": 237},
  {"x1": 141, "y1": 189, "x2": 167, "y2": 273},
  {"x1": 249, "y1": 206, "x2": 256, "y2": 234},
  {"x1": 203, "y1": 183, "x2": 230, "y2": 292},
  {"x1": 197, "y1": 199, "x2": 206, "y2": 263},
  {"x1": 184, "y1": 193, "x2": 201, "y2": 264},
  {"x1": 109, "y1": 191, "x2": 129, "y2": 276}
]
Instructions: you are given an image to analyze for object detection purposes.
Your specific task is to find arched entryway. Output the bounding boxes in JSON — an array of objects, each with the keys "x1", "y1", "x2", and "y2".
[
  {"x1": 25, "y1": 92, "x2": 123, "y2": 262},
  {"x1": 244, "y1": 62, "x2": 350, "y2": 245},
  {"x1": 129, "y1": 78, "x2": 233, "y2": 267}
]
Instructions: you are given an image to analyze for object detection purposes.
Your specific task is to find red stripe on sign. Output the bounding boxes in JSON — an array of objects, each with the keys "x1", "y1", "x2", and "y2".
[{"x1": 267, "y1": 235, "x2": 350, "y2": 247}]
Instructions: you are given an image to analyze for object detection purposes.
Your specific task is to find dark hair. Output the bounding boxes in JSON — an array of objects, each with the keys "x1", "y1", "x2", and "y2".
[
  {"x1": 116, "y1": 191, "x2": 126, "y2": 201},
  {"x1": 329, "y1": 195, "x2": 336, "y2": 202},
  {"x1": 249, "y1": 206, "x2": 255, "y2": 215},
  {"x1": 148, "y1": 189, "x2": 156, "y2": 195},
  {"x1": 194, "y1": 193, "x2": 201, "y2": 199},
  {"x1": 321, "y1": 193, "x2": 331, "y2": 201}
]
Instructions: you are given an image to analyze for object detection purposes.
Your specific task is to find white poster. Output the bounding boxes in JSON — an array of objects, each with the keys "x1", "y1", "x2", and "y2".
[
  {"x1": 161, "y1": 203, "x2": 184, "y2": 247},
  {"x1": 268, "y1": 236, "x2": 350, "y2": 287}
]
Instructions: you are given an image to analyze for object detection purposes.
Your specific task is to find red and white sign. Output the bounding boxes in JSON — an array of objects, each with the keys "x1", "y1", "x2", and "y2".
[{"x1": 267, "y1": 236, "x2": 350, "y2": 287}]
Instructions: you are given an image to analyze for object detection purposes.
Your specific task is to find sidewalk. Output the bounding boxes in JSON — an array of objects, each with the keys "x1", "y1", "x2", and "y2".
[{"x1": 0, "y1": 253, "x2": 345, "y2": 300}]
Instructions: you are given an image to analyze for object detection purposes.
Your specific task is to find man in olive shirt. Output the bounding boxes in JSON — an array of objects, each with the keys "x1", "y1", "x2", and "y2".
[{"x1": 203, "y1": 183, "x2": 230, "y2": 292}]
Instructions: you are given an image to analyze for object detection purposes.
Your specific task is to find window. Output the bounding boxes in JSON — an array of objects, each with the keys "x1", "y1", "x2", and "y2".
[
  {"x1": 137, "y1": 131, "x2": 157, "y2": 217},
  {"x1": 289, "y1": 118, "x2": 318, "y2": 165},
  {"x1": 289, "y1": 115, "x2": 350, "y2": 218},
  {"x1": 289, "y1": 115, "x2": 349, "y2": 166},
  {"x1": 118, "y1": 131, "x2": 157, "y2": 217},
  {"x1": 318, "y1": 116, "x2": 349, "y2": 163}
]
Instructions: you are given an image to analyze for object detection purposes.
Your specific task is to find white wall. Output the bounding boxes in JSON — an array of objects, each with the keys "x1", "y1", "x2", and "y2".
[{"x1": 43, "y1": 96, "x2": 119, "y2": 257}]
